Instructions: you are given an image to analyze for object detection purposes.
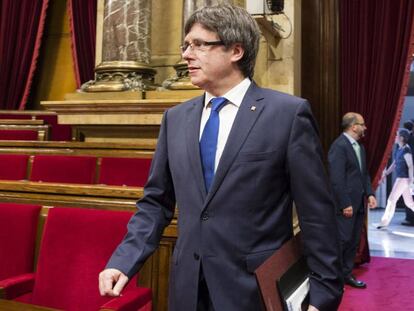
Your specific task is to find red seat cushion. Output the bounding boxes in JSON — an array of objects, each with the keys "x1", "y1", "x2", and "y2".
[
  {"x1": 0, "y1": 203, "x2": 41, "y2": 280},
  {"x1": 98, "y1": 157, "x2": 152, "y2": 187},
  {"x1": 0, "y1": 130, "x2": 38, "y2": 140},
  {"x1": 30, "y1": 207, "x2": 138, "y2": 310},
  {"x1": 0, "y1": 154, "x2": 29, "y2": 180},
  {"x1": 30, "y1": 155, "x2": 97, "y2": 184}
]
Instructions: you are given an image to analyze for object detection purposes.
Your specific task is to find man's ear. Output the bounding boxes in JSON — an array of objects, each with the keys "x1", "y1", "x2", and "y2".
[{"x1": 231, "y1": 43, "x2": 245, "y2": 62}]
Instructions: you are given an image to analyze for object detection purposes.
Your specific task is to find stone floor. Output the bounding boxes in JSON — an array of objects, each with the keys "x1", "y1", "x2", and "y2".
[{"x1": 368, "y1": 208, "x2": 414, "y2": 259}]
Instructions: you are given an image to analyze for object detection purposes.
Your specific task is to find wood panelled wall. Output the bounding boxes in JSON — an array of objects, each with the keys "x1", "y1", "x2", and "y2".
[{"x1": 301, "y1": 0, "x2": 341, "y2": 154}]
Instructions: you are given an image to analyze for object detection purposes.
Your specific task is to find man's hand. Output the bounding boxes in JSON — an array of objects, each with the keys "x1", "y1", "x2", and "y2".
[
  {"x1": 367, "y1": 195, "x2": 377, "y2": 209},
  {"x1": 99, "y1": 268, "x2": 129, "y2": 297},
  {"x1": 308, "y1": 305, "x2": 319, "y2": 311},
  {"x1": 342, "y1": 206, "x2": 353, "y2": 218}
]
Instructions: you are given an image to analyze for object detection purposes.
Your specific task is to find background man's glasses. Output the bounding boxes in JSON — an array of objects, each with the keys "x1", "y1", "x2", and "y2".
[{"x1": 180, "y1": 39, "x2": 224, "y2": 53}]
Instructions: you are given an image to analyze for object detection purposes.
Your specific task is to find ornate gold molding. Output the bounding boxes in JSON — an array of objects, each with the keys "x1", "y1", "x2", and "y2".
[{"x1": 81, "y1": 61, "x2": 157, "y2": 92}]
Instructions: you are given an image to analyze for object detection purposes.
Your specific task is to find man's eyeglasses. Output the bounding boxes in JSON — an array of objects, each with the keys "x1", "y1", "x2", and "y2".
[
  {"x1": 355, "y1": 122, "x2": 365, "y2": 126},
  {"x1": 180, "y1": 39, "x2": 224, "y2": 53}
]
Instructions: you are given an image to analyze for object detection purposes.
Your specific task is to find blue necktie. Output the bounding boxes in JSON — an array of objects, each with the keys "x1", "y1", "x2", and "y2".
[{"x1": 200, "y1": 97, "x2": 227, "y2": 191}]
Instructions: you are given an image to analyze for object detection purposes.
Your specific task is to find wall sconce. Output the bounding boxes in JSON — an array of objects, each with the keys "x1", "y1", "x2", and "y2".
[{"x1": 246, "y1": 0, "x2": 291, "y2": 40}]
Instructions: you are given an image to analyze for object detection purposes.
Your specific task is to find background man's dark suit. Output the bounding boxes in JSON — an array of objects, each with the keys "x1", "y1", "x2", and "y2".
[
  {"x1": 403, "y1": 131, "x2": 414, "y2": 224},
  {"x1": 328, "y1": 133, "x2": 374, "y2": 281},
  {"x1": 106, "y1": 83, "x2": 343, "y2": 311}
]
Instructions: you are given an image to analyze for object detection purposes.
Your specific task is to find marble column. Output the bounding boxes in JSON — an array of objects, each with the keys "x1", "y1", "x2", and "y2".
[
  {"x1": 163, "y1": 0, "x2": 232, "y2": 90},
  {"x1": 82, "y1": 0, "x2": 156, "y2": 92}
]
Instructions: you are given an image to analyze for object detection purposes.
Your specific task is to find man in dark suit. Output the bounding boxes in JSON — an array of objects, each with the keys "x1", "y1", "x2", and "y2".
[
  {"x1": 99, "y1": 4, "x2": 343, "y2": 311},
  {"x1": 328, "y1": 113, "x2": 377, "y2": 289}
]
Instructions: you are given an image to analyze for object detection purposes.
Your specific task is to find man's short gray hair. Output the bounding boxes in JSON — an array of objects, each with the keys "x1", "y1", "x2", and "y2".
[{"x1": 184, "y1": 4, "x2": 261, "y2": 79}]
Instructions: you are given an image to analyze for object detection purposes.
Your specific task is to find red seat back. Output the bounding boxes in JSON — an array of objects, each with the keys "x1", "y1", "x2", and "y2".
[
  {"x1": 30, "y1": 155, "x2": 97, "y2": 184},
  {"x1": 31, "y1": 207, "x2": 136, "y2": 311},
  {"x1": 0, "y1": 114, "x2": 32, "y2": 119},
  {"x1": 35, "y1": 115, "x2": 71, "y2": 141},
  {"x1": 0, "y1": 154, "x2": 29, "y2": 180},
  {"x1": 0, "y1": 203, "x2": 41, "y2": 280},
  {"x1": 0, "y1": 130, "x2": 38, "y2": 140},
  {"x1": 98, "y1": 157, "x2": 152, "y2": 187}
]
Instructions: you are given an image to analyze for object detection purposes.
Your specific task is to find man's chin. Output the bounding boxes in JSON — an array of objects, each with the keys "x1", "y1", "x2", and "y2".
[{"x1": 189, "y1": 78, "x2": 202, "y2": 89}]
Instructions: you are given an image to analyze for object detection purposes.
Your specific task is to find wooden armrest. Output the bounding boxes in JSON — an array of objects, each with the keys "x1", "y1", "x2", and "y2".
[
  {"x1": 0, "y1": 120, "x2": 44, "y2": 125},
  {"x1": 0, "y1": 181, "x2": 143, "y2": 199},
  {"x1": 0, "y1": 273, "x2": 35, "y2": 299},
  {"x1": 0, "y1": 299, "x2": 60, "y2": 310},
  {"x1": 0, "y1": 140, "x2": 155, "y2": 154}
]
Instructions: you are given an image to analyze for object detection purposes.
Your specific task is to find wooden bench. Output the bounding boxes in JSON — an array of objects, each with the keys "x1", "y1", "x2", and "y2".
[
  {"x1": 0, "y1": 157, "x2": 150, "y2": 210},
  {"x1": 0, "y1": 141, "x2": 175, "y2": 310},
  {"x1": 0, "y1": 111, "x2": 71, "y2": 141},
  {"x1": 0, "y1": 125, "x2": 49, "y2": 141},
  {"x1": 0, "y1": 140, "x2": 155, "y2": 155},
  {"x1": 0, "y1": 120, "x2": 44, "y2": 125},
  {"x1": 0, "y1": 119, "x2": 47, "y2": 141},
  {"x1": 0, "y1": 141, "x2": 155, "y2": 209}
]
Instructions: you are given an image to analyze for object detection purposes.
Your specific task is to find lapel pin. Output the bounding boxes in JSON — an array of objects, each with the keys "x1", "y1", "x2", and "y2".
[{"x1": 250, "y1": 106, "x2": 256, "y2": 111}]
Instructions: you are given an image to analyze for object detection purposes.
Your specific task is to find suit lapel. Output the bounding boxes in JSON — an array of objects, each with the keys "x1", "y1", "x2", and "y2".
[
  {"x1": 360, "y1": 144, "x2": 367, "y2": 175},
  {"x1": 342, "y1": 135, "x2": 364, "y2": 179},
  {"x1": 204, "y1": 84, "x2": 264, "y2": 206},
  {"x1": 185, "y1": 97, "x2": 207, "y2": 198}
]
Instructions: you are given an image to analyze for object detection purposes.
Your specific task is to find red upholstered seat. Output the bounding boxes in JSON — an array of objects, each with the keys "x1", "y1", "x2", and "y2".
[
  {"x1": 98, "y1": 157, "x2": 152, "y2": 187},
  {"x1": 0, "y1": 154, "x2": 29, "y2": 180},
  {"x1": 12, "y1": 207, "x2": 152, "y2": 311},
  {"x1": 0, "y1": 129, "x2": 38, "y2": 140},
  {"x1": 30, "y1": 155, "x2": 97, "y2": 184},
  {"x1": 0, "y1": 203, "x2": 41, "y2": 280}
]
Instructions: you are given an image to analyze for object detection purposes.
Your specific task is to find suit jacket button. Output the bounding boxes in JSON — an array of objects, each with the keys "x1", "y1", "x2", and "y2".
[
  {"x1": 201, "y1": 212, "x2": 209, "y2": 221},
  {"x1": 193, "y1": 253, "x2": 200, "y2": 260}
]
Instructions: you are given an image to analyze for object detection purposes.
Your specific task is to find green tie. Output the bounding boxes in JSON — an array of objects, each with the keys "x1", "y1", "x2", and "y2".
[{"x1": 352, "y1": 142, "x2": 362, "y2": 170}]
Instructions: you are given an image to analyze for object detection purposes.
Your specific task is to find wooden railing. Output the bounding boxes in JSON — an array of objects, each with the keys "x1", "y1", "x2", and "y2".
[{"x1": 0, "y1": 110, "x2": 71, "y2": 141}]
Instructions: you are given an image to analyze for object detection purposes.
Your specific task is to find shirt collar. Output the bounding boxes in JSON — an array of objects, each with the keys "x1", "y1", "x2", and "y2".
[
  {"x1": 343, "y1": 132, "x2": 358, "y2": 145},
  {"x1": 204, "y1": 78, "x2": 251, "y2": 108}
]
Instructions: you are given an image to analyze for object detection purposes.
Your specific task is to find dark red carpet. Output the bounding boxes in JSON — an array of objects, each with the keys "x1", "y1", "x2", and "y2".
[{"x1": 339, "y1": 256, "x2": 414, "y2": 310}]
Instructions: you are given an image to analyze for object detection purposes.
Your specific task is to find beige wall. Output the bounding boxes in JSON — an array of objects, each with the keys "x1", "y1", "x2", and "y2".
[{"x1": 256, "y1": 0, "x2": 301, "y2": 95}]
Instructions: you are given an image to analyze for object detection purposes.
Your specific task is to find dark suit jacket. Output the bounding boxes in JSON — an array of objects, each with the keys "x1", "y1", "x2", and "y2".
[
  {"x1": 107, "y1": 83, "x2": 343, "y2": 311},
  {"x1": 328, "y1": 134, "x2": 374, "y2": 213}
]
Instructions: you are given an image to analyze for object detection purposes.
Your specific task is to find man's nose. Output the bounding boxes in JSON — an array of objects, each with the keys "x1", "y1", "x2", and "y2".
[{"x1": 182, "y1": 47, "x2": 192, "y2": 60}]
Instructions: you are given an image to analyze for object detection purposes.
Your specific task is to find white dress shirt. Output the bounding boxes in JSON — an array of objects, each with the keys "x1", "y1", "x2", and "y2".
[{"x1": 199, "y1": 78, "x2": 252, "y2": 172}]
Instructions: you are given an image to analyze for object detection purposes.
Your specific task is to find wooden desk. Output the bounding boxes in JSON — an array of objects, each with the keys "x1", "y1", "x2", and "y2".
[
  {"x1": 0, "y1": 120, "x2": 44, "y2": 125},
  {"x1": 0, "y1": 299, "x2": 59, "y2": 310}
]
